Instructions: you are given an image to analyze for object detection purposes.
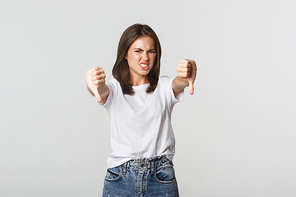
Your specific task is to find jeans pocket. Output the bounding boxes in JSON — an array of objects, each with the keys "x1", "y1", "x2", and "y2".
[
  {"x1": 155, "y1": 164, "x2": 176, "y2": 184},
  {"x1": 105, "y1": 166, "x2": 122, "y2": 182}
]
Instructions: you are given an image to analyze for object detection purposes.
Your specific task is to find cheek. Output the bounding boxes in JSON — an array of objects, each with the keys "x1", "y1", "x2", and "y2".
[
  {"x1": 127, "y1": 52, "x2": 139, "y2": 62},
  {"x1": 150, "y1": 54, "x2": 156, "y2": 64},
  {"x1": 131, "y1": 53, "x2": 141, "y2": 62}
]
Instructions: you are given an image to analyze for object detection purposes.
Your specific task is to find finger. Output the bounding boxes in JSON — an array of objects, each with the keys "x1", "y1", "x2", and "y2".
[
  {"x1": 177, "y1": 67, "x2": 191, "y2": 73},
  {"x1": 92, "y1": 69, "x2": 104, "y2": 77},
  {"x1": 177, "y1": 66, "x2": 190, "y2": 72},
  {"x1": 94, "y1": 92, "x2": 102, "y2": 103},
  {"x1": 94, "y1": 66, "x2": 102, "y2": 71},
  {"x1": 92, "y1": 80, "x2": 98, "y2": 85},
  {"x1": 188, "y1": 80, "x2": 194, "y2": 95},
  {"x1": 178, "y1": 71, "x2": 190, "y2": 77},
  {"x1": 95, "y1": 70, "x2": 104, "y2": 75},
  {"x1": 180, "y1": 59, "x2": 189, "y2": 65},
  {"x1": 92, "y1": 73, "x2": 106, "y2": 81},
  {"x1": 180, "y1": 62, "x2": 191, "y2": 69},
  {"x1": 178, "y1": 72, "x2": 189, "y2": 78},
  {"x1": 92, "y1": 79, "x2": 105, "y2": 85}
]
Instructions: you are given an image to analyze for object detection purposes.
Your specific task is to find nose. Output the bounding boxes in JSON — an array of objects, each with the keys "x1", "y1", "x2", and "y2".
[{"x1": 142, "y1": 52, "x2": 149, "y2": 61}]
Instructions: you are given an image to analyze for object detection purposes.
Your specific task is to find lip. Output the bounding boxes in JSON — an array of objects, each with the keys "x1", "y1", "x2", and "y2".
[{"x1": 139, "y1": 64, "x2": 149, "y2": 70}]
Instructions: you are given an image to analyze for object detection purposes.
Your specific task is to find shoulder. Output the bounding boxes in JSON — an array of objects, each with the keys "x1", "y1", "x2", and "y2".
[
  {"x1": 106, "y1": 78, "x2": 120, "y2": 88},
  {"x1": 157, "y1": 76, "x2": 183, "y2": 105},
  {"x1": 158, "y1": 76, "x2": 173, "y2": 87},
  {"x1": 105, "y1": 79, "x2": 122, "y2": 96},
  {"x1": 108, "y1": 78, "x2": 119, "y2": 85},
  {"x1": 159, "y1": 76, "x2": 170, "y2": 81}
]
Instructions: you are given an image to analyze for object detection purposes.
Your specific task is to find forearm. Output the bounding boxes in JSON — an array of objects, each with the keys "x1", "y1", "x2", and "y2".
[
  {"x1": 86, "y1": 82, "x2": 109, "y2": 103},
  {"x1": 97, "y1": 84, "x2": 109, "y2": 102},
  {"x1": 172, "y1": 76, "x2": 189, "y2": 97},
  {"x1": 87, "y1": 84, "x2": 95, "y2": 96}
]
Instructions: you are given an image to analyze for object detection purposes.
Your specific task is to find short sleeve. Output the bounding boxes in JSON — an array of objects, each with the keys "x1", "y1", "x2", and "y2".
[
  {"x1": 96, "y1": 81, "x2": 114, "y2": 109},
  {"x1": 160, "y1": 76, "x2": 184, "y2": 106}
]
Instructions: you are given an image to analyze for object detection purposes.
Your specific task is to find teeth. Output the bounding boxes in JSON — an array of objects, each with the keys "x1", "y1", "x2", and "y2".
[{"x1": 140, "y1": 64, "x2": 148, "y2": 68}]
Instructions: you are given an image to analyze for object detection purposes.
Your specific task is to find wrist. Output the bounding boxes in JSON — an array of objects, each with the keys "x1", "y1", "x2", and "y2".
[
  {"x1": 97, "y1": 84, "x2": 109, "y2": 97},
  {"x1": 176, "y1": 76, "x2": 189, "y2": 87}
]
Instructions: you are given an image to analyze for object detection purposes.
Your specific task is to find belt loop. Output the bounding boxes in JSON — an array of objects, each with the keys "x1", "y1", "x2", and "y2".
[
  {"x1": 122, "y1": 162, "x2": 127, "y2": 174},
  {"x1": 151, "y1": 160, "x2": 155, "y2": 174}
]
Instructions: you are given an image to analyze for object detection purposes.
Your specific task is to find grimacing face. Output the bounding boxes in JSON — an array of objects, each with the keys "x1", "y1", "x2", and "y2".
[{"x1": 125, "y1": 36, "x2": 156, "y2": 83}]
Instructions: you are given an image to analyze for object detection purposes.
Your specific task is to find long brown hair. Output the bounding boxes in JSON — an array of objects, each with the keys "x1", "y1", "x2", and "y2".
[{"x1": 112, "y1": 23, "x2": 161, "y2": 95}]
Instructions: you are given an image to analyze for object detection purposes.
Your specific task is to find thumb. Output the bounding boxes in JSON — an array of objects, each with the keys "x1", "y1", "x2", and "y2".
[
  {"x1": 188, "y1": 80, "x2": 194, "y2": 95},
  {"x1": 187, "y1": 61, "x2": 197, "y2": 95},
  {"x1": 94, "y1": 91, "x2": 102, "y2": 103}
]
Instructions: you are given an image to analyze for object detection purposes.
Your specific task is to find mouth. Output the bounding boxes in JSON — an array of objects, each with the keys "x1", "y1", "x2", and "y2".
[{"x1": 139, "y1": 63, "x2": 149, "y2": 70}]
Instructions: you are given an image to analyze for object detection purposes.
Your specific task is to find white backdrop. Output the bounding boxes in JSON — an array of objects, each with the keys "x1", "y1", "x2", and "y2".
[{"x1": 1, "y1": 0, "x2": 296, "y2": 196}]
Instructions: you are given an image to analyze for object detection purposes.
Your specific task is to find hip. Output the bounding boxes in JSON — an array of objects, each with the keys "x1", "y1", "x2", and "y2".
[{"x1": 102, "y1": 155, "x2": 179, "y2": 197}]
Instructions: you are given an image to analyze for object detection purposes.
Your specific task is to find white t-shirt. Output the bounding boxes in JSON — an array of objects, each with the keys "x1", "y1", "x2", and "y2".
[{"x1": 98, "y1": 76, "x2": 184, "y2": 168}]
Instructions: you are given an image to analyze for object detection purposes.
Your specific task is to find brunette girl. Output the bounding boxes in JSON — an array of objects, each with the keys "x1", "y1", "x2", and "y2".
[{"x1": 85, "y1": 23, "x2": 197, "y2": 197}]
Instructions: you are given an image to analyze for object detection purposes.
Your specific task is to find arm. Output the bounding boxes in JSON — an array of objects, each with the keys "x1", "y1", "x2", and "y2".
[
  {"x1": 85, "y1": 66, "x2": 109, "y2": 103},
  {"x1": 172, "y1": 59, "x2": 197, "y2": 97}
]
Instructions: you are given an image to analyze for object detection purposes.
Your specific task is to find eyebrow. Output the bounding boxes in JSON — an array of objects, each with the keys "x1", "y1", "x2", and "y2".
[{"x1": 133, "y1": 48, "x2": 156, "y2": 51}]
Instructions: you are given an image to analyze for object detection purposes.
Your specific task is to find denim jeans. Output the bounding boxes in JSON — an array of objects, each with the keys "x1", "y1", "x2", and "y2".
[{"x1": 102, "y1": 155, "x2": 179, "y2": 197}]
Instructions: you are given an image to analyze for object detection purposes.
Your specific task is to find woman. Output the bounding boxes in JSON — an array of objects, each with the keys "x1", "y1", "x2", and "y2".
[{"x1": 85, "y1": 23, "x2": 197, "y2": 197}]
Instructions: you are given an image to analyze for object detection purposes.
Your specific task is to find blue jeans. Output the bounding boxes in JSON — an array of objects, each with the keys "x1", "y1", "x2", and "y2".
[{"x1": 102, "y1": 155, "x2": 179, "y2": 197}]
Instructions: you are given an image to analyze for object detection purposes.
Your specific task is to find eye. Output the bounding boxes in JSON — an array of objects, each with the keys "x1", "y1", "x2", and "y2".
[
  {"x1": 135, "y1": 50, "x2": 141, "y2": 53},
  {"x1": 149, "y1": 50, "x2": 156, "y2": 54}
]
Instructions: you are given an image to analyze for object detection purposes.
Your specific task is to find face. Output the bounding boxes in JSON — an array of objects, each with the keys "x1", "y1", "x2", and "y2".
[{"x1": 125, "y1": 36, "x2": 156, "y2": 83}]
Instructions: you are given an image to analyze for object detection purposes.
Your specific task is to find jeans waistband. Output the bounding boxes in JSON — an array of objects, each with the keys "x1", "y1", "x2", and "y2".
[{"x1": 121, "y1": 155, "x2": 169, "y2": 174}]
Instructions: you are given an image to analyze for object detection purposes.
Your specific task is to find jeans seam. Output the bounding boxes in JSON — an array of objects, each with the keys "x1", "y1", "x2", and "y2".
[
  {"x1": 153, "y1": 172, "x2": 177, "y2": 184},
  {"x1": 105, "y1": 168, "x2": 122, "y2": 182}
]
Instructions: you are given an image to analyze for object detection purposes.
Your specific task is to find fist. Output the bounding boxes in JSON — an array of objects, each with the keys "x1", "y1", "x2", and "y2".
[
  {"x1": 85, "y1": 66, "x2": 106, "y2": 102},
  {"x1": 90, "y1": 67, "x2": 106, "y2": 88},
  {"x1": 176, "y1": 59, "x2": 197, "y2": 95}
]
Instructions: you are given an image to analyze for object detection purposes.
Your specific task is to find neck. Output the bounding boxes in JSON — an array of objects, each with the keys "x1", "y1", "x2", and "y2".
[{"x1": 130, "y1": 75, "x2": 149, "y2": 86}]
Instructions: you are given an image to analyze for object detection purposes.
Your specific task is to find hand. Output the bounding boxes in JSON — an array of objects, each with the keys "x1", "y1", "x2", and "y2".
[
  {"x1": 85, "y1": 66, "x2": 106, "y2": 103},
  {"x1": 176, "y1": 59, "x2": 197, "y2": 95}
]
